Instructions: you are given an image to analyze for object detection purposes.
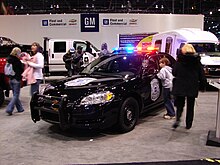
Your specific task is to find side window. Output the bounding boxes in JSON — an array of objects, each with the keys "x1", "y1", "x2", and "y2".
[
  {"x1": 179, "y1": 43, "x2": 185, "y2": 49},
  {"x1": 176, "y1": 43, "x2": 185, "y2": 55},
  {"x1": 165, "y1": 37, "x2": 173, "y2": 54},
  {"x1": 74, "y1": 42, "x2": 87, "y2": 52},
  {"x1": 54, "y1": 42, "x2": 66, "y2": 53},
  {"x1": 155, "y1": 40, "x2": 162, "y2": 52},
  {"x1": 165, "y1": 55, "x2": 176, "y2": 68},
  {"x1": 144, "y1": 56, "x2": 158, "y2": 75}
]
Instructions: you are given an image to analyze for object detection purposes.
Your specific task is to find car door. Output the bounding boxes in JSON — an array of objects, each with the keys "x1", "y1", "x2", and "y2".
[
  {"x1": 141, "y1": 55, "x2": 162, "y2": 110},
  {"x1": 49, "y1": 40, "x2": 68, "y2": 72}
]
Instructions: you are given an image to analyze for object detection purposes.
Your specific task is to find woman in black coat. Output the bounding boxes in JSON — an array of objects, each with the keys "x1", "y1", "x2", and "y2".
[
  {"x1": 6, "y1": 47, "x2": 24, "y2": 115},
  {"x1": 172, "y1": 44, "x2": 206, "y2": 129}
]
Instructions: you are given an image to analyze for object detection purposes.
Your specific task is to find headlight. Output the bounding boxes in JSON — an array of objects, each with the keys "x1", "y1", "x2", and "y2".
[{"x1": 80, "y1": 91, "x2": 114, "y2": 105}]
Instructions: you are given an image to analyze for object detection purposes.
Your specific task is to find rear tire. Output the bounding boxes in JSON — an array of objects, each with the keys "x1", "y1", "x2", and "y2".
[
  {"x1": 0, "y1": 87, "x2": 5, "y2": 107},
  {"x1": 118, "y1": 97, "x2": 139, "y2": 133}
]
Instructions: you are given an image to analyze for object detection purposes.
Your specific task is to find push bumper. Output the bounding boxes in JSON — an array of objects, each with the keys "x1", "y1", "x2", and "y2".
[
  {"x1": 30, "y1": 93, "x2": 119, "y2": 130},
  {"x1": 30, "y1": 93, "x2": 69, "y2": 130}
]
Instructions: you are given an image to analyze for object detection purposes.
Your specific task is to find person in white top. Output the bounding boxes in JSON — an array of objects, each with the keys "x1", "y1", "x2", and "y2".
[
  {"x1": 157, "y1": 57, "x2": 175, "y2": 120},
  {"x1": 26, "y1": 42, "x2": 44, "y2": 95}
]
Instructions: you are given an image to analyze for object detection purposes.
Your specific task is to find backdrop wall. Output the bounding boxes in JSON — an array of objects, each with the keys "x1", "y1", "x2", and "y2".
[{"x1": 0, "y1": 13, "x2": 204, "y2": 50}]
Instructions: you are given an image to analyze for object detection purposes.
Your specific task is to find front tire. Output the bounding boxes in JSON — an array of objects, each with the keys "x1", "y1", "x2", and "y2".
[
  {"x1": 0, "y1": 87, "x2": 5, "y2": 107},
  {"x1": 118, "y1": 97, "x2": 139, "y2": 133}
]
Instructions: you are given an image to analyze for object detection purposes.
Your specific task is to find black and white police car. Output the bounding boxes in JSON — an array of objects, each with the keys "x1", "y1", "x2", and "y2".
[{"x1": 30, "y1": 47, "x2": 176, "y2": 132}]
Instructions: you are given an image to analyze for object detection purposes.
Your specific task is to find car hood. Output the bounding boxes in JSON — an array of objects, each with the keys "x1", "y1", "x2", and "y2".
[
  {"x1": 63, "y1": 75, "x2": 124, "y2": 89},
  {"x1": 46, "y1": 74, "x2": 129, "y2": 98},
  {"x1": 43, "y1": 74, "x2": 131, "y2": 102}
]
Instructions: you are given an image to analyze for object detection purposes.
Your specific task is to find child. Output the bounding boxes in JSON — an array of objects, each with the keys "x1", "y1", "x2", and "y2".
[
  {"x1": 157, "y1": 57, "x2": 175, "y2": 119},
  {"x1": 21, "y1": 52, "x2": 37, "y2": 85}
]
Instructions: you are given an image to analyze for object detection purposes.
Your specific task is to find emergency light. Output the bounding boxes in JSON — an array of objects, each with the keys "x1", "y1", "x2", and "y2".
[{"x1": 113, "y1": 45, "x2": 159, "y2": 54}]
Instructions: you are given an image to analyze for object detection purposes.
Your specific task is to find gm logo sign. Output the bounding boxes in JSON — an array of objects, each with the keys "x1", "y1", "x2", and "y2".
[
  {"x1": 81, "y1": 14, "x2": 99, "y2": 32},
  {"x1": 42, "y1": 20, "x2": 49, "y2": 26},
  {"x1": 103, "y1": 19, "x2": 110, "y2": 25}
]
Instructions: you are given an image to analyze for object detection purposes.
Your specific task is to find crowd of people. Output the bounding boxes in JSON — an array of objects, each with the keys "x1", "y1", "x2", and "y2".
[
  {"x1": 5, "y1": 41, "x2": 111, "y2": 115},
  {"x1": 63, "y1": 45, "x2": 84, "y2": 77},
  {"x1": 63, "y1": 42, "x2": 111, "y2": 77},
  {"x1": 5, "y1": 42, "x2": 44, "y2": 115},
  {"x1": 4, "y1": 42, "x2": 207, "y2": 131},
  {"x1": 157, "y1": 43, "x2": 206, "y2": 130}
]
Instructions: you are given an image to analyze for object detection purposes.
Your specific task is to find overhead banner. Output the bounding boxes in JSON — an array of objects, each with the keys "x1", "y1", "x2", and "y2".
[
  {"x1": 80, "y1": 14, "x2": 99, "y2": 32},
  {"x1": 41, "y1": 18, "x2": 78, "y2": 27},
  {"x1": 102, "y1": 18, "x2": 138, "y2": 26}
]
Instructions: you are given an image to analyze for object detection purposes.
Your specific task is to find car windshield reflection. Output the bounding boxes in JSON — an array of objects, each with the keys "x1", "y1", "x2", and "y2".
[{"x1": 81, "y1": 55, "x2": 142, "y2": 77}]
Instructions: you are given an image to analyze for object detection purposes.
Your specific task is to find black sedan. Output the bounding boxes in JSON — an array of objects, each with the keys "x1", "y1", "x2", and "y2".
[{"x1": 30, "y1": 51, "x2": 175, "y2": 132}]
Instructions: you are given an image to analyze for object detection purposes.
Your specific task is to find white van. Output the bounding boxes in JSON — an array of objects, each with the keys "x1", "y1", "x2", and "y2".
[
  {"x1": 43, "y1": 38, "x2": 100, "y2": 76},
  {"x1": 151, "y1": 28, "x2": 220, "y2": 80}
]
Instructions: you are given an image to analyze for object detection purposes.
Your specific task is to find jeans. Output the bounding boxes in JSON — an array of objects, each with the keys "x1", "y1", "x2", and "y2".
[
  {"x1": 6, "y1": 79, "x2": 24, "y2": 113},
  {"x1": 163, "y1": 88, "x2": 175, "y2": 116},
  {"x1": 30, "y1": 79, "x2": 42, "y2": 96},
  {"x1": 175, "y1": 96, "x2": 195, "y2": 128}
]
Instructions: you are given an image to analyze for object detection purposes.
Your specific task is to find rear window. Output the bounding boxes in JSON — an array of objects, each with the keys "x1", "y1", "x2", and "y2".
[{"x1": 54, "y1": 42, "x2": 66, "y2": 53}]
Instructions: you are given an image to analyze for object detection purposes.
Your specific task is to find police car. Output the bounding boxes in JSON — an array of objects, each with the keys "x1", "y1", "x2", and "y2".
[{"x1": 30, "y1": 47, "x2": 175, "y2": 132}]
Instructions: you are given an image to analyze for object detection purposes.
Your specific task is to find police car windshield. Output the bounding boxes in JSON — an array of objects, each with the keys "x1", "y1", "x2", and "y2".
[
  {"x1": 81, "y1": 56, "x2": 110, "y2": 74},
  {"x1": 82, "y1": 55, "x2": 142, "y2": 76}
]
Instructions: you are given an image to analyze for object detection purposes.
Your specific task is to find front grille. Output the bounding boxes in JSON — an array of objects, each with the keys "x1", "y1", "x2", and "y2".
[
  {"x1": 38, "y1": 96, "x2": 61, "y2": 112},
  {"x1": 41, "y1": 111, "x2": 59, "y2": 123},
  {"x1": 75, "y1": 118, "x2": 104, "y2": 124}
]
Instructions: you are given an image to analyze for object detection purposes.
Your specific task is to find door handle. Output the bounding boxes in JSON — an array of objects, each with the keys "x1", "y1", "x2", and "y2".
[{"x1": 52, "y1": 54, "x2": 54, "y2": 58}]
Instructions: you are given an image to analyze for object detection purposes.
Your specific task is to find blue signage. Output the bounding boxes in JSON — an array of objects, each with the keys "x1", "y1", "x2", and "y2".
[
  {"x1": 80, "y1": 14, "x2": 99, "y2": 32},
  {"x1": 42, "y1": 20, "x2": 49, "y2": 26},
  {"x1": 103, "y1": 19, "x2": 110, "y2": 25}
]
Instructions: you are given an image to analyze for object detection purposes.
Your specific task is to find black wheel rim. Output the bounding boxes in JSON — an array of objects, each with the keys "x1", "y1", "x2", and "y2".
[{"x1": 124, "y1": 105, "x2": 136, "y2": 127}]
